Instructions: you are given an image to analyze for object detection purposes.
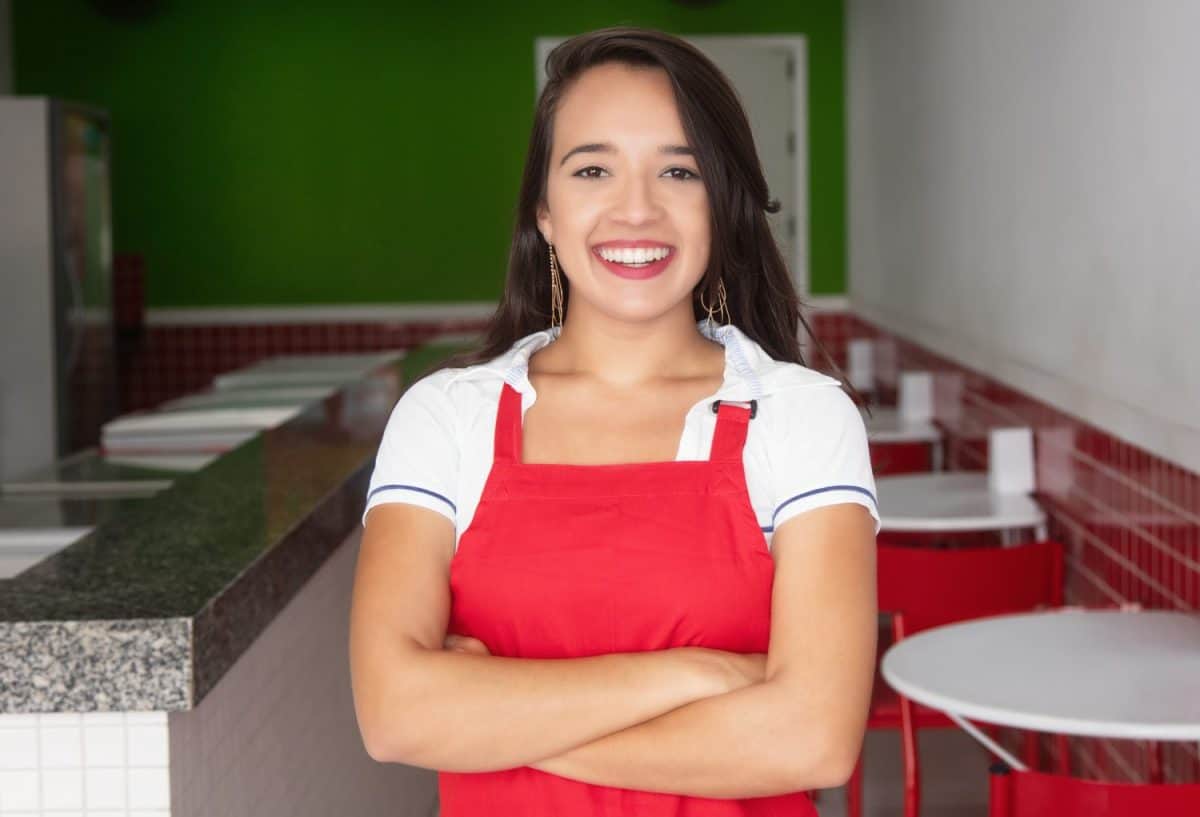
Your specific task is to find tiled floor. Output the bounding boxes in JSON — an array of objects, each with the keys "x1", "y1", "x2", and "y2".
[{"x1": 816, "y1": 728, "x2": 991, "y2": 817}]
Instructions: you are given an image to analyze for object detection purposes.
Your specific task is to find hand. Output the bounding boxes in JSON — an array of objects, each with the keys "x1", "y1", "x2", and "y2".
[{"x1": 444, "y1": 633, "x2": 492, "y2": 656}]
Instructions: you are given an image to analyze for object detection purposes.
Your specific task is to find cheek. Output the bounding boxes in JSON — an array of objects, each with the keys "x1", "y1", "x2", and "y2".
[
  {"x1": 681, "y1": 189, "x2": 711, "y2": 235},
  {"x1": 683, "y1": 202, "x2": 711, "y2": 257}
]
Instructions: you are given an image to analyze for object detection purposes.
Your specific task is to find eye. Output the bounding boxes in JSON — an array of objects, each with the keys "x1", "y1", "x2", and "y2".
[
  {"x1": 573, "y1": 166, "x2": 608, "y2": 178},
  {"x1": 664, "y1": 167, "x2": 701, "y2": 181}
]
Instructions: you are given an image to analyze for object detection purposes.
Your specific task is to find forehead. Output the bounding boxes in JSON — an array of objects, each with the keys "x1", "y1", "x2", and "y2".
[{"x1": 553, "y1": 62, "x2": 687, "y2": 151}]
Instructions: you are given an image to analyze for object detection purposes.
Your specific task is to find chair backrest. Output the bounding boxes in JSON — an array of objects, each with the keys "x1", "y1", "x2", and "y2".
[
  {"x1": 870, "y1": 441, "x2": 934, "y2": 476},
  {"x1": 877, "y1": 541, "x2": 1064, "y2": 635},
  {"x1": 990, "y1": 765, "x2": 1200, "y2": 817}
]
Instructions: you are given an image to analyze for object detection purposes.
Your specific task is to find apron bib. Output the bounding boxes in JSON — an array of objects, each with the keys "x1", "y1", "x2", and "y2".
[{"x1": 440, "y1": 381, "x2": 817, "y2": 816}]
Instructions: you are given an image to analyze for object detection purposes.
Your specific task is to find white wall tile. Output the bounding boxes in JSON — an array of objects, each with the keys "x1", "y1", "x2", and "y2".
[
  {"x1": 83, "y1": 767, "x2": 125, "y2": 810},
  {"x1": 82, "y1": 724, "x2": 125, "y2": 767},
  {"x1": 39, "y1": 767, "x2": 83, "y2": 809},
  {"x1": 126, "y1": 723, "x2": 168, "y2": 767},
  {"x1": 0, "y1": 768, "x2": 40, "y2": 809},
  {"x1": 37, "y1": 727, "x2": 82, "y2": 768},
  {"x1": 128, "y1": 767, "x2": 170, "y2": 809},
  {"x1": 0, "y1": 728, "x2": 38, "y2": 769}
]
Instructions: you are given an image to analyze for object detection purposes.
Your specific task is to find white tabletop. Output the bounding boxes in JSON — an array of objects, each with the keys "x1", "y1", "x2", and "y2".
[
  {"x1": 863, "y1": 408, "x2": 942, "y2": 444},
  {"x1": 876, "y1": 471, "x2": 1046, "y2": 534},
  {"x1": 881, "y1": 609, "x2": 1200, "y2": 741}
]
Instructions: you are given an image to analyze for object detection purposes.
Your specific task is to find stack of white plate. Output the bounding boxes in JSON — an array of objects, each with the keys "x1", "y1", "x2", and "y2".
[
  {"x1": 100, "y1": 406, "x2": 303, "y2": 455},
  {"x1": 212, "y1": 351, "x2": 403, "y2": 390},
  {"x1": 159, "y1": 385, "x2": 336, "y2": 412}
]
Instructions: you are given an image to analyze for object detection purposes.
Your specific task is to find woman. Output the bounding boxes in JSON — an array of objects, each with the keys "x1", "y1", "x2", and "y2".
[{"x1": 350, "y1": 26, "x2": 879, "y2": 816}]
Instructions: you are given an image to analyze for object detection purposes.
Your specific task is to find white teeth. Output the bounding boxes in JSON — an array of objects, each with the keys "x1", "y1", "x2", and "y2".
[{"x1": 597, "y1": 246, "x2": 671, "y2": 264}]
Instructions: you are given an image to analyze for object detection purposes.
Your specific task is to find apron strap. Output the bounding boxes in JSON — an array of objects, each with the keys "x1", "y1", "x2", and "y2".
[
  {"x1": 709, "y1": 400, "x2": 756, "y2": 462},
  {"x1": 498, "y1": 383, "x2": 755, "y2": 464},
  {"x1": 494, "y1": 381, "x2": 524, "y2": 463}
]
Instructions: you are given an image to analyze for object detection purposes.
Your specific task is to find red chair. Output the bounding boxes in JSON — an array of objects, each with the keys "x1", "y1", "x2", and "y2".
[
  {"x1": 870, "y1": 441, "x2": 935, "y2": 475},
  {"x1": 989, "y1": 762, "x2": 1200, "y2": 816},
  {"x1": 847, "y1": 540, "x2": 1065, "y2": 817}
]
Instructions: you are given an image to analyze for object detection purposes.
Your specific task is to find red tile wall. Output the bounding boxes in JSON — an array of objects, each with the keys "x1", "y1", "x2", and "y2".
[
  {"x1": 115, "y1": 319, "x2": 485, "y2": 414},
  {"x1": 810, "y1": 310, "x2": 1199, "y2": 785}
]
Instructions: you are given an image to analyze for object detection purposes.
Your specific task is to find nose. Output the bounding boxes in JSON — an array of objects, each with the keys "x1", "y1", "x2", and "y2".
[{"x1": 610, "y1": 172, "x2": 662, "y2": 225}]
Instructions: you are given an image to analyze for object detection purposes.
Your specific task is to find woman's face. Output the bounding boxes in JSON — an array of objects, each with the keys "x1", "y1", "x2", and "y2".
[{"x1": 537, "y1": 62, "x2": 711, "y2": 325}]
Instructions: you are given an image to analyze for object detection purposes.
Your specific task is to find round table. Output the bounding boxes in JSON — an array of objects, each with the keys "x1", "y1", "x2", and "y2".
[
  {"x1": 881, "y1": 609, "x2": 1200, "y2": 769},
  {"x1": 875, "y1": 471, "x2": 1048, "y2": 543},
  {"x1": 864, "y1": 408, "x2": 945, "y2": 471},
  {"x1": 863, "y1": 408, "x2": 942, "y2": 444}
]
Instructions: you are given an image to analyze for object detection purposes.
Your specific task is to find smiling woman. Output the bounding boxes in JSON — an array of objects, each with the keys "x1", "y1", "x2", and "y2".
[{"x1": 349, "y1": 25, "x2": 879, "y2": 817}]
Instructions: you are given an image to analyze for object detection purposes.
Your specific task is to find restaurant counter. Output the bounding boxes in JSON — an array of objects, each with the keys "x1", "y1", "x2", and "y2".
[{"x1": 0, "y1": 359, "x2": 439, "y2": 816}]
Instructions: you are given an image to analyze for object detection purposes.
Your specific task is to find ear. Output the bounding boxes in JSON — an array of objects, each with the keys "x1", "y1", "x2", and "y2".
[{"x1": 535, "y1": 201, "x2": 553, "y2": 245}]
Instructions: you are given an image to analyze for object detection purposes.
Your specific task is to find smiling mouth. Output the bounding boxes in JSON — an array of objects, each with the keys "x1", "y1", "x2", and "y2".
[
  {"x1": 591, "y1": 245, "x2": 676, "y2": 279},
  {"x1": 592, "y1": 246, "x2": 675, "y2": 268}
]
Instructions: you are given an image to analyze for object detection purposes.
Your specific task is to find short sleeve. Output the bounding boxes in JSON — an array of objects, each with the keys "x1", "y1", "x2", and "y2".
[
  {"x1": 362, "y1": 373, "x2": 459, "y2": 528},
  {"x1": 768, "y1": 385, "x2": 881, "y2": 536}
]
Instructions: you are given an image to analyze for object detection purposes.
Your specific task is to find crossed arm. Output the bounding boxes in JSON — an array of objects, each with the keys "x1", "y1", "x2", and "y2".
[
  {"x1": 350, "y1": 501, "x2": 878, "y2": 801},
  {"x1": 533, "y1": 503, "x2": 876, "y2": 797}
]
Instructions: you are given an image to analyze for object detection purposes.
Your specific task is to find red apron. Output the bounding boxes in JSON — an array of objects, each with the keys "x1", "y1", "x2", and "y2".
[{"x1": 440, "y1": 381, "x2": 818, "y2": 816}]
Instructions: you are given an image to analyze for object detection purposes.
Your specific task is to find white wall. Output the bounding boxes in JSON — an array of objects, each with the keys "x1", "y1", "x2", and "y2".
[
  {"x1": 848, "y1": 0, "x2": 1200, "y2": 473},
  {"x1": 0, "y1": 0, "x2": 12, "y2": 95}
]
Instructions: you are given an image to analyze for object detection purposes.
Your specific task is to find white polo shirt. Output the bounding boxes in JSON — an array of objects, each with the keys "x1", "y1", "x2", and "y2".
[{"x1": 363, "y1": 320, "x2": 880, "y2": 553}]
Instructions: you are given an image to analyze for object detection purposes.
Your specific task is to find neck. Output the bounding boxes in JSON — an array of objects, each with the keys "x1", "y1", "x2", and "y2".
[{"x1": 536, "y1": 302, "x2": 723, "y2": 390}]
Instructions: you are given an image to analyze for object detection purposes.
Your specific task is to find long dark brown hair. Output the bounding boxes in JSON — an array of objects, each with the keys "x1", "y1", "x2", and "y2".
[{"x1": 432, "y1": 25, "x2": 842, "y2": 382}]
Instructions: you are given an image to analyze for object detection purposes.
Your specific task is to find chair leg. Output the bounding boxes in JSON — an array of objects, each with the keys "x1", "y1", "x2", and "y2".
[
  {"x1": 983, "y1": 724, "x2": 1002, "y2": 763},
  {"x1": 846, "y1": 751, "x2": 864, "y2": 817},
  {"x1": 1022, "y1": 730, "x2": 1040, "y2": 771},
  {"x1": 1147, "y1": 740, "x2": 1164, "y2": 783},
  {"x1": 1054, "y1": 734, "x2": 1071, "y2": 775},
  {"x1": 899, "y1": 703, "x2": 920, "y2": 817}
]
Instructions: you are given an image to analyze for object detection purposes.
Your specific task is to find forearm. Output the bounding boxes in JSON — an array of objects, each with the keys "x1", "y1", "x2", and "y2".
[
  {"x1": 530, "y1": 678, "x2": 838, "y2": 798},
  {"x1": 374, "y1": 646, "x2": 724, "y2": 772}
]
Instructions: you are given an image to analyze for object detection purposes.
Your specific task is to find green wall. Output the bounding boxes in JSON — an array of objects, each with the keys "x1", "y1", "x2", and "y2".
[{"x1": 13, "y1": 1, "x2": 846, "y2": 306}]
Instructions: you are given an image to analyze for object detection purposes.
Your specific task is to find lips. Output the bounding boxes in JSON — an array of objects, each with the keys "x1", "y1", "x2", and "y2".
[{"x1": 591, "y1": 245, "x2": 675, "y2": 280}]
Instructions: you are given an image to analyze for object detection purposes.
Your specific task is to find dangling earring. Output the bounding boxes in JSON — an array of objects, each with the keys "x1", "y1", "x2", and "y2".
[
  {"x1": 698, "y1": 277, "x2": 729, "y2": 331},
  {"x1": 548, "y1": 244, "x2": 564, "y2": 329}
]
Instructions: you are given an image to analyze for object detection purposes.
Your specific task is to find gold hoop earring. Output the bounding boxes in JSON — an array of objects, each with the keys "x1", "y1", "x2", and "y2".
[
  {"x1": 548, "y1": 244, "x2": 564, "y2": 329},
  {"x1": 698, "y1": 278, "x2": 729, "y2": 329}
]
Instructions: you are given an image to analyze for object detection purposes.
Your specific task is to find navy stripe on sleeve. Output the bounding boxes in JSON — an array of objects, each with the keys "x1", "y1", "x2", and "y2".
[
  {"x1": 772, "y1": 485, "x2": 878, "y2": 526},
  {"x1": 367, "y1": 483, "x2": 457, "y2": 513}
]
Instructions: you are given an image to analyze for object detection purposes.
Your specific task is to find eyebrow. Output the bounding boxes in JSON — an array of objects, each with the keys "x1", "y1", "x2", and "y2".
[{"x1": 558, "y1": 142, "x2": 695, "y2": 167}]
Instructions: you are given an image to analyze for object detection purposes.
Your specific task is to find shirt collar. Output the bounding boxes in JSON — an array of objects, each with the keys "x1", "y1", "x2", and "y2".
[{"x1": 454, "y1": 320, "x2": 837, "y2": 400}]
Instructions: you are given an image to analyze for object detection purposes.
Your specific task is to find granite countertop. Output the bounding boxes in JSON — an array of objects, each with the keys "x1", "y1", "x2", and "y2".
[{"x1": 0, "y1": 362, "x2": 404, "y2": 714}]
